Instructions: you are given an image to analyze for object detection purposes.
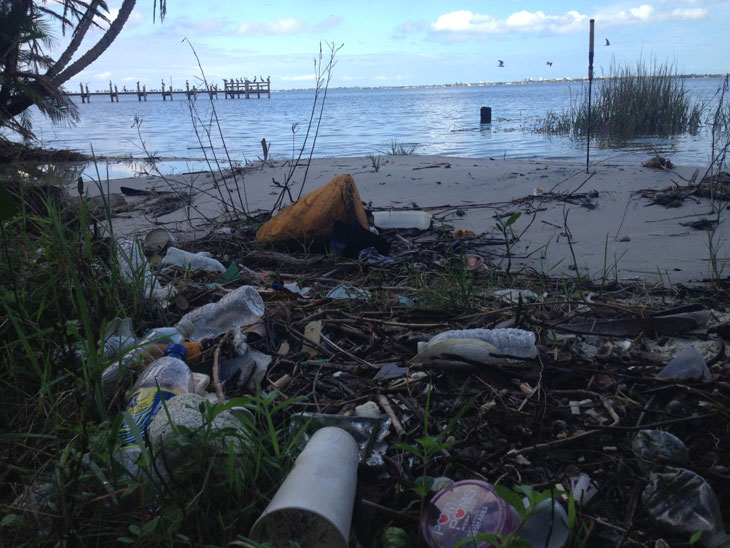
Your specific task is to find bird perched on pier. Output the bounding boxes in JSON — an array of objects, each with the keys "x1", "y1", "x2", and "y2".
[
  {"x1": 253, "y1": 76, "x2": 257, "y2": 82},
  {"x1": 605, "y1": 38, "x2": 610, "y2": 46},
  {"x1": 497, "y1": 60, "x2": 504, "y2": 67},
  {"x1": 546, "y1": 61, "x2": 553, "y2": 67},
  {"x1": 260, "y1": 75, "x2": 265, "y2": 82}
]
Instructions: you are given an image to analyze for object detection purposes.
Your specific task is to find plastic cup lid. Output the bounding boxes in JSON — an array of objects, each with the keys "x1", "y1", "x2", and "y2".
[{"x1": 421, "y1": 480, "x2": 520, "y2": 548}]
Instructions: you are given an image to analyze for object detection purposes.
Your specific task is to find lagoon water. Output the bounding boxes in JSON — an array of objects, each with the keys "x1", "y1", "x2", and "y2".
[{"x1": 27, "y1": 78, "x2": 725, "y2": 177}]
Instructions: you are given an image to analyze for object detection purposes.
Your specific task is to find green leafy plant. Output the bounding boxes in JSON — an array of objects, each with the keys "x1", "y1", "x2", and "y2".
[
  {"x1": 394, "y1": 388, "x2": 477, "y2": 541},
  {"x1": 495, "y1": 211, "x2": 522, "y2": 275},
  {"x1": 413, "y1": 251, "x2": 480, "y2": 311}
]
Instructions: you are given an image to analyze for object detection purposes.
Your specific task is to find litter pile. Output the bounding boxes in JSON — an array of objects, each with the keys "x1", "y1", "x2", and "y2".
[{"x1": 11, "y1": 175, "x2": 730, "y2": 546}]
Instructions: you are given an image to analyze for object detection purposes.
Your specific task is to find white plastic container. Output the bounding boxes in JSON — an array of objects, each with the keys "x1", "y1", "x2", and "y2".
[
  {"x1": 180, "y1": 285, "x2": 265, "y2": 341},
  {"x1": 143, "y1": 228, "x2": 175, "y2": 253},
  {"x1": 250, "y1": 427, "x2": 358, "y2": 548},
  {"x1": 519, "y1": 499, "x2": 569, "y2": 548},
  {"x1": 372, "y1": 210, "x2": 432, "y2": 230},
  {"x1": 161, "y1": 246, "x2": 226, "y2": 273}
]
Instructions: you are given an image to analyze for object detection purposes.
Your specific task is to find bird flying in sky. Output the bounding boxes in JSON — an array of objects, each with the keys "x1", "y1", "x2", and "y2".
[
  {"x1": 605, "y1": 38, "x2": 610, "y2": 46},
  {"x1": 497, "y1": 60, "x2": 504, "y2": 67},
  {"x1": 546, "y1": 61, "x2": 553, "y2": 67}
]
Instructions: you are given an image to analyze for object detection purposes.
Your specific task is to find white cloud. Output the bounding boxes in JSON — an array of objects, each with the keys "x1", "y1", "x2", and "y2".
[
  {"x1": 670, "y1": 7, "x2": 709, "y2": 18},
  {"x1": 238, "y1": 18, "x2": 304, "y2": 35},
  {"x1": 431, "y1": 9, "x2": 584, "y2": 35},
  {"x1": 312, "y1": 15, "x2": 342, "y2": 32},
  {"x1": 429, "y1": 4, "x2": 710, "y2": 38},
  {"x1": 94, "y1": 71, "x2": 112, "y2": 79},
  {"x1": 281, "y1": 74, "x2": 316, "y2": 81}
]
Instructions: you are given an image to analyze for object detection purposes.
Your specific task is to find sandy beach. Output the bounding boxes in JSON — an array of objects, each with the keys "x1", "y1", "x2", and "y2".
[{"x1": 96, "y1": 155, "x2": 726, "y2": 284}]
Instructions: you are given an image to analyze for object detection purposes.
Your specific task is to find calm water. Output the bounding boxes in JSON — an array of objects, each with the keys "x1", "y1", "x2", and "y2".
[{"x1": 26, "y1": 78, "x2": 726, "y2": 176}]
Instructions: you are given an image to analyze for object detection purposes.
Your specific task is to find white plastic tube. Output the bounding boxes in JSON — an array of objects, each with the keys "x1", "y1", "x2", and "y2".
[
  {"x1": 372, "y1": 210, "x2": 432, "y2": 230},
  {"x1": 250, "y1": 427, "x2": 359, "y2": 548}
]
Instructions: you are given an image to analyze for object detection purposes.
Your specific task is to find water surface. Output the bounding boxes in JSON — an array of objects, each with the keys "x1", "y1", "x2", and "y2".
[{"x1": 25, "y1": 78, "x2": 725, "y2": 177}]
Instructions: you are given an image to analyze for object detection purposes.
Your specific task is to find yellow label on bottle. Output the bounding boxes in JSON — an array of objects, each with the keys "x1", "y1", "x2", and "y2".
[{"x1": 119, "y1": 387, "x2": 176, "y2": 448}]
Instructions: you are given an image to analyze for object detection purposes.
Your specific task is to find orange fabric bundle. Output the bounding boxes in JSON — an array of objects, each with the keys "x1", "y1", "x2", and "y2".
[{"x1": 256, "y1": 174, "x2": 369, "y2": 243}]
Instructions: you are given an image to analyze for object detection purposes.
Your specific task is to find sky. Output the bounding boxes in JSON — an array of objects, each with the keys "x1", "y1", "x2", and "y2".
[{"x1": 54, "y1": 0, "x2": 730, "y2": 92}]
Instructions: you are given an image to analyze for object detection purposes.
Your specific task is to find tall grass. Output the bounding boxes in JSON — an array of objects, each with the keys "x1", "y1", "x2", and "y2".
[
  {"x1": 0, "y1": 178, "x2": 297, "y2": 545},
  {"x1": 536, "y1": 60, "x2": 705, "y2": 139}
]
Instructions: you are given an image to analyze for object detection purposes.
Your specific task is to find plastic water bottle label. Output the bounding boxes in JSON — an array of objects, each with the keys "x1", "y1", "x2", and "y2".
[{"x1": 119, "y1": 387, "x2": 176, "y2": 448}]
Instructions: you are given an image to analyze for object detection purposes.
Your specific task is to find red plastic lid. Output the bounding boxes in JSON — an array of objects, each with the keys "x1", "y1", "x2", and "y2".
[{"x1": 421, "y1": 480, "x2": 520, "y2": 547}]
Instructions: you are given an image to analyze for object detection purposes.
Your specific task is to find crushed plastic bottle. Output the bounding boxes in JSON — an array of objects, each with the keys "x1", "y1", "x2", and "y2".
[
  {"x1": 632, "y1": 429, "x2": 689, "y2": 471},
  {"x1": 179, "y1": 285, "x2": 265, "y2": 341},
  {"x1": 161, "y1": 246, "x2": 227, "y2": 273},
  {"x1": 101, "y1": 319, "x2": 195, "y2": 399},
  {"x1": 101, "y1": 317, "x2": 137, "y2": 358},
  {"x1": 642, "y1": 467, "x2": 730, "y2": 547},
  {"x1": 116, "y1": 237, "x2": 172, "y2": 302},
  {"x1": 422, "y1": 328, "x2": 538, "y2": 359},
  {"x1": 117, "y1": 344, "x2": 194, "y2": 478}
]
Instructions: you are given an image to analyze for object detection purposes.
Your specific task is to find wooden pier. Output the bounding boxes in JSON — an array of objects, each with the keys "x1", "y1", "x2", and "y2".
[{"x1": 68, "y1": 77, "x2": 271, "y2": 103}]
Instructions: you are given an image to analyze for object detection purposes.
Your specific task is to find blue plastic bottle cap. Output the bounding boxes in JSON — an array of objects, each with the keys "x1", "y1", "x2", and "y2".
[{"x1": 164, "y1": 343, "x2": 188, "y2": 359}]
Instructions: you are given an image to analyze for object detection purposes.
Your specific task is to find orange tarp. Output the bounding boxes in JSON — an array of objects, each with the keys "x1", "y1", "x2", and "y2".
[{"x1": 256, "y1": 174, "x2": 369, "y2": 243}]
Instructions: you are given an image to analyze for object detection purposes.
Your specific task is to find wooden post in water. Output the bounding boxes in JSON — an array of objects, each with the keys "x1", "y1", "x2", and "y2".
[
  {"x1": 480, "y1": 106, "x2": 492, "y2": 124},
  {"x1": 137, "y1": 81, "x2": 142, "y2": 101},
  {"x1": 80, "y1": 83, "x2": 85, "y2": 103},
  {"x1": 85, "y1": 85, "x2": 90, "y2": 102},
  {"x1": 109, "y1": 80, "x2": 114, "y2": 102},
  {"x1": 114, "y1": 85, "x2": 119, "y2": 102},
  {"x1": 186, "y1": 80, "x2": 190, "y2": 99},
  {"x1": 161, "y1": 79, "x2": 166, "y2": 101},
  {"x1": 586, "y1": 19, "x2": 595, "y2": 174}
]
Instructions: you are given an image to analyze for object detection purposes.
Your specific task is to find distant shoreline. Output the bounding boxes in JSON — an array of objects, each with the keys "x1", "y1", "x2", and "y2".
[{"x1": 273, "y1": 73, "x2": 726, "y2": 93}]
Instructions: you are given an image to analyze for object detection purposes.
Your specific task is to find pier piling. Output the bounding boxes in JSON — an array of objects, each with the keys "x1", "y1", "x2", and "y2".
[
  {"x1": 67, "y1": 77, "x2": 270, "y2": 102},
  {"x1": 480, "y1": 106, "x2": 492, "y2": 124}
]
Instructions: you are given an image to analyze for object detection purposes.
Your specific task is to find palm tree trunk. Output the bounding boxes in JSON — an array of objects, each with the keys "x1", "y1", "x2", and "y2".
[
  {"x1": 52, "y1": 0, "x2": 137, "y2": 85},
  {"x1": 45, "y1": 0, "x2": 104, "y2": 81}
]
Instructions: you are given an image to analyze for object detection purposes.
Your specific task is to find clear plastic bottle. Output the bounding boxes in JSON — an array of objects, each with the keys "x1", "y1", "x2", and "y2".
[
  {"x1": 101, "y1": 319, "x2": 195, "y2": 399},
  {"x1": 180, "y1": 285, "x2": 265, "y2": 341},
  {"x1": 427, "y1": 328, "x2": 537, "y2": 359},
  {"x1": 117, "y1": 237, "x2": 168, "y2": 301},
  {"x1": 161, "y1": 246, "x2": 227, "y2": 273},
  {"x1": 101, "y1": 318, "x2": 137, "y2": 359},
  {"x1": 118, "y1": 344, "x2": 194, "y2": 477}
]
